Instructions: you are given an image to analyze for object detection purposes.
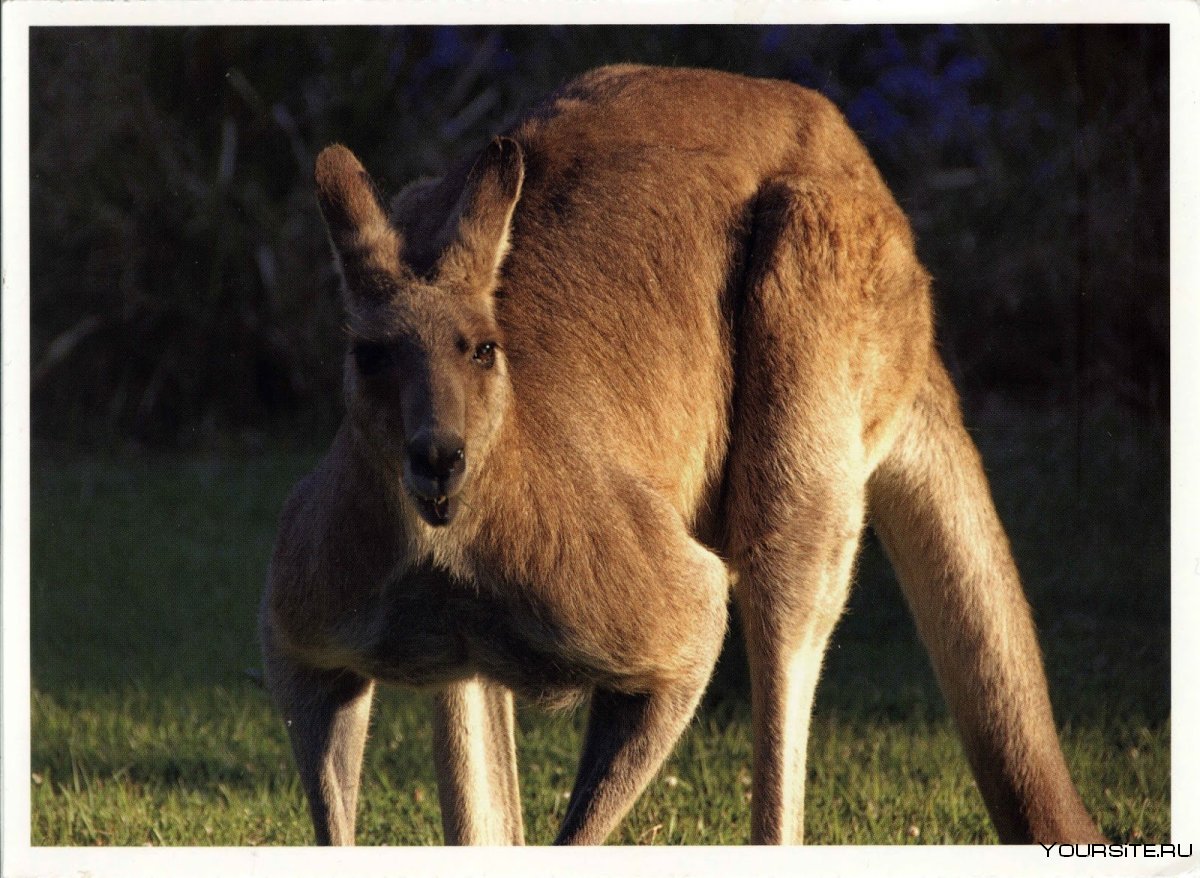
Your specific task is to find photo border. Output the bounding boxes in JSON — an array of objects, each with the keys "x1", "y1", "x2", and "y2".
[{"x1": 4, "y1": 2, "x2": 1197, "y2": 876}]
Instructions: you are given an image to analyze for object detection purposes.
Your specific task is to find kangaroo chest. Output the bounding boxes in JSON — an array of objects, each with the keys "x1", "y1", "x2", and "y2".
[{"x1": 318, "y1": 565, "x2": 595, "y2": 706}]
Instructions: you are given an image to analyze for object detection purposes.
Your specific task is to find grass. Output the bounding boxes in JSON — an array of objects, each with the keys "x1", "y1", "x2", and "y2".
[{"x1": 29, "y1": 407, "x2": 1169, "y2": 845}]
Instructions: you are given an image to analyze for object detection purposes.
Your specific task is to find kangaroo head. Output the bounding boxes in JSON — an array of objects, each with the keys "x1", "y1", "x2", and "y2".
[{"x1": 314, "y1": 138, "x2": 525, "y2": 527}]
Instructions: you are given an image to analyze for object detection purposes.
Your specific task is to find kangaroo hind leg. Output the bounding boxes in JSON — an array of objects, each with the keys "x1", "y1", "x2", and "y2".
[
  {"x1": 868, "y1": 358, "x2": 1104, "y2": 843},
  {"x1": 729, "y1": 476, "x2": 865, "y2": 846},
  {"x1": 724, "y1": 178, "x2": 897, "y2": 844}
]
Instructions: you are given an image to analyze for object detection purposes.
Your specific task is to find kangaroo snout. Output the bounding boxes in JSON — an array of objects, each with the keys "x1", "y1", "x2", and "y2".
[
  {"x1": 407, "y1": 432, "x2": 466, "y2": 489},
  {"x1": 404, "y1": 431, "x2": 467, "y2": 525}
]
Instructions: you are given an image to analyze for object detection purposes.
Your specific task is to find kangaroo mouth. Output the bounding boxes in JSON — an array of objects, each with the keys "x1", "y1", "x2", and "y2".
[{"x1": 409, "y1": 490, "x2": 458, "y2": 527}]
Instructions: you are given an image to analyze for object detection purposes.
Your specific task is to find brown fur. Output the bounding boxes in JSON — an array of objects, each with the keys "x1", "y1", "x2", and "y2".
[{"x1": 260, "y1": 64, "x2": 1104, "y2": 845}]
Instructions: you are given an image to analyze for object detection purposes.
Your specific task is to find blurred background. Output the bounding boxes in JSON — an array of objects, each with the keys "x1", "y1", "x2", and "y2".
[
  {"x1": 29, "y1": 25, "x2": 1167, "y2": 448},
  {"x1": 27, "y1": 25, "x2": 1170, "y2": 844}
]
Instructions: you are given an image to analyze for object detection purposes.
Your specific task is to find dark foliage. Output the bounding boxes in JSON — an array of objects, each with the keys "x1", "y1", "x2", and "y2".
[{"x1": 29, "y1": 25, "x2": 1167, "y2": 447}]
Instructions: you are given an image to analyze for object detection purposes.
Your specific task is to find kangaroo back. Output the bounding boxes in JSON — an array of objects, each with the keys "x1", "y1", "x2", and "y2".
[{"x1": 867, "y1": 358, "x2": 1103, "y2": 842}]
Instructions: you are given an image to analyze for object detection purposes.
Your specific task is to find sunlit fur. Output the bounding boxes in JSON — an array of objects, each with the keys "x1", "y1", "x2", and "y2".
[{"x1": 261, "y1": 65, "x2": 1104, "y2": 846}]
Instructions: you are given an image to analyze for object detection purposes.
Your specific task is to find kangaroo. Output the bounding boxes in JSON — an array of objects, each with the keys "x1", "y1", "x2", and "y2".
[{"x1": 260, "y1": 64, "x2": 1105, "y2": 846}]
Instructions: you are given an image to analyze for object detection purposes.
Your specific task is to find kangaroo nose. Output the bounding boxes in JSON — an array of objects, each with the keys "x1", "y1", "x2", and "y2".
[{"x1": 406, "y1": 434, "x2": 466, "y2": 486}]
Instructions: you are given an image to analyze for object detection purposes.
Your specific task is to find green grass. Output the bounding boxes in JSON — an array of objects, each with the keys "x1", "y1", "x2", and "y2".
[{"x1": 29, "y1": 409, "x2": 1169, "y2": 845}]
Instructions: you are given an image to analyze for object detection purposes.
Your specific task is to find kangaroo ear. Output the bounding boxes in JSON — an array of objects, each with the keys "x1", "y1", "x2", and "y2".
[
  {"x1": 314, "y1": 144, "x2": 408, "y2": 306},
  {"x1": 436, "y1": 137, "x2": 525, "y2": 293}
]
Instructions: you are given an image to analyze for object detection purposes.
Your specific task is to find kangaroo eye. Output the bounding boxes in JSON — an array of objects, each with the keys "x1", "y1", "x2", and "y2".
[
  {"x1": 472, "y1": 342, "x2": 496, "y2": 369},
  {"x1": 353, "y1": 343, "x2": 393, "y2": 376}
]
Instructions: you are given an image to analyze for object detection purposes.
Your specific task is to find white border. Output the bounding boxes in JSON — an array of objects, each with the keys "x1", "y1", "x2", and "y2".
[
  {"x1": 9, "y1": 845, "x2": 1200, "y2": 878},
  {"x1": 0, "y1": 0, "x2": 1185, "y2": 26},
  {"x1": 1168, "y1": 0, "x2": 1200, "y2": 854},
  {"x1": 3, "y1": 2, "x2": 1197, "y2": 877},
  {"x1": 2, "y1": 2, "x2": 34, "y2": 870}
]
